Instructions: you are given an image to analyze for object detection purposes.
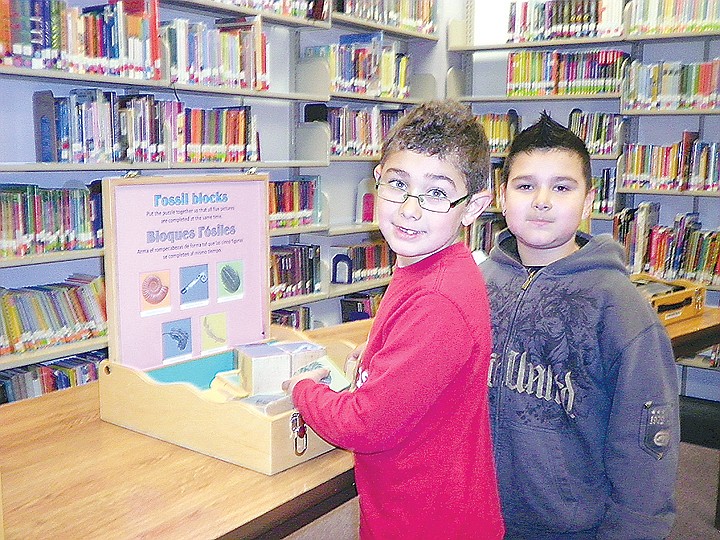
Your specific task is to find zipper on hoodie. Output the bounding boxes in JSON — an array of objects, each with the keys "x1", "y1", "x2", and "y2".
[
  {"x1": 493, "y1": 266, "x2": 541, "y2": 427},
  {"x1": 521, "y1": 268, "x2": 538, "y2": 290}
]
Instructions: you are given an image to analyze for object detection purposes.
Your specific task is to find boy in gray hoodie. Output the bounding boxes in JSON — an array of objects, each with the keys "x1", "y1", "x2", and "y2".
[{"x1": 480, "y1": 112, "x2": 679, "y2": 539}]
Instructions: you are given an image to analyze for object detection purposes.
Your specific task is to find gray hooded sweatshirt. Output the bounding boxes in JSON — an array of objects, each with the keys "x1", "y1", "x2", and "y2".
[{"x1": 480, "y1": 230, "x2": 679, "y2": 540}]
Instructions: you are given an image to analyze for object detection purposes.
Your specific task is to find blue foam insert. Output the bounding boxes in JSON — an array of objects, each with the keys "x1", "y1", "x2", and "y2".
[{"x1": 147, "y1": 351, "x2": 235, "y2": 390}]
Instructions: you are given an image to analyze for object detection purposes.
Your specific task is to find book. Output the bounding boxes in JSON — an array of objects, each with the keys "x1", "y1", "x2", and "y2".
[
  {"x1": 338, "y1": 31, "x2": 384, "y2": 96},
  {"x1": 355, "y1": 177, "x2": 376, "y2": 223},
  {"x1": 271, "y1": 306, "x2": 311, "y2": 331},
  {"x1": 32, "y1": 90, "x2": 58, "y2": 163}
]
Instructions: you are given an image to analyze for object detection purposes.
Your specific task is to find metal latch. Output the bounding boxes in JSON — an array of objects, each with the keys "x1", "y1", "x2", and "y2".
[{"x1": 290, "y1": 412, "x2": 307, "y2": 456}]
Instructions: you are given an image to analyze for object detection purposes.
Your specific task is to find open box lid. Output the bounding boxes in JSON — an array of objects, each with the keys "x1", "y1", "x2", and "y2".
[{"x1": 102, "y1": 173, "x2": 270, "y2": 371}]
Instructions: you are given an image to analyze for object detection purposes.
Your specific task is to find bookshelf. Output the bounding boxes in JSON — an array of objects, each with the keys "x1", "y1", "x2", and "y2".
[
  {"x1": 0, "y1": 0, "x2": 444, "y2": 399},
  {"x1": 268, "y1": 4, "x2": 440, "y2": 329},
  {"x1": 446, "y1": 2, "x2": 631, "y2": 255},
  {"x1": 446, "y1": 1, "x2": 720, "y2": 275},
  {"x1": 447, "y1": 0, "x2": 720, "y2": 401}
]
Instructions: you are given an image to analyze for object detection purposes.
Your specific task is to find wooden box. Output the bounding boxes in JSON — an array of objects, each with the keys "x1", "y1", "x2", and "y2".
[
  {"x1": 98, "y1": 174, "x2": 336, "y2": 475},
  {"x1": 98, "y1": 351, "x2": 335, "y2": 475},
  {"x1": 631, "y1": 273, "x2": 706, "y2": 325}
]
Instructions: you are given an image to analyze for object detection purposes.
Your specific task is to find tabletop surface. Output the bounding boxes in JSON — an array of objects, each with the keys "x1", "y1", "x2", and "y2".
[
  {"x1": 1, "y1": 311, "x2": 717, "y2": 539},
  {"x1": 0, "y1": 318, "x2": 375, "y2": 540}
]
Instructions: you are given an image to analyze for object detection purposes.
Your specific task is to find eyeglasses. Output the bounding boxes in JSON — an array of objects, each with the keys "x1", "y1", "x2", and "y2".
[{"x1": 375, "y1": 181, "x2": 470, "y2": 213}]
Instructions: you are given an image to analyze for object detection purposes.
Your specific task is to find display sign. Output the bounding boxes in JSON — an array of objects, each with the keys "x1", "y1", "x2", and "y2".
[{"x1": 103, "y1": 174, "x2": 269, "y2": 370}]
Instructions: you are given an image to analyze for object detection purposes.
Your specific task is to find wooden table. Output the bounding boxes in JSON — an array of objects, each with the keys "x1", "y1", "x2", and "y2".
[
  {"x1": 666, "y1": 307, "x2": 720, "y2": 359},
  {"x1": 0, "y1": 322, "x2": 374, "y2": 540},
  {"x1": 3, "y1": 310, "x2": 718, "y2": 538},
  {"x1": 664, "y1": 307, "x2": 720, "y2": 531},
  {"x1": 0, "y1": 383, "x2": 355, "y2": 540}
]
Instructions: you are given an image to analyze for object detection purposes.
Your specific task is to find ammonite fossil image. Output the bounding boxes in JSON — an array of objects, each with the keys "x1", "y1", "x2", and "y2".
[
  {"x1": 220, "y1": 264, "x2": 241, "y2": 293},
  {"x1": 142, "y1": 274, "x2": 169, "y2": 304}
]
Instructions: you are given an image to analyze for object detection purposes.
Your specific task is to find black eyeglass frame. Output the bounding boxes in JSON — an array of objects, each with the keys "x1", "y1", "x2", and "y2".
[{"x1": 374, "y1": 181, "x2": 471, "y2": 213}]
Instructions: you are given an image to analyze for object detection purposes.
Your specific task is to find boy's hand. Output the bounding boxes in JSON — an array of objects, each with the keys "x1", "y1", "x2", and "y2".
[
  {"x1": 345, "y1": 341, "x2": 367, "y2": 368},
  {"x1": 282, "y1": 368, "x2": 330, "y2": 395},
  {"x1": 345, "y1": 341, "x2": 366, "y2": 390}
]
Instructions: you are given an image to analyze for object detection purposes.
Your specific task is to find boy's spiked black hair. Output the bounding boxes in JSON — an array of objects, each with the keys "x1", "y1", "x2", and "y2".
[
  {"x1": 502, "y1": 111, "x2": 592, "y2": 190},
  {"x1": 380, "y1": 100, "x2": 491, "y2": 194}
]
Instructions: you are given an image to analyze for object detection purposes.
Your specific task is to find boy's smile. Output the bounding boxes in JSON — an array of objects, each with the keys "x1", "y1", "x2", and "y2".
[
  {"x1": 374, "y1": 150, "x2": 489, "y2": 268},
  {"x1": 501, "y1": 148, "x2": 594, "y2": 266}
]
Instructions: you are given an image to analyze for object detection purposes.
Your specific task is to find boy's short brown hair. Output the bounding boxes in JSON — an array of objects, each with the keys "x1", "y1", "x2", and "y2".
[{"x1": 380, "y1": 100, "x2": 491, "y2": 194}]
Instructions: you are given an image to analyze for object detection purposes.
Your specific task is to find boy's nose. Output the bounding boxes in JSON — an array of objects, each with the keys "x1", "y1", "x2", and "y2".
[
  {"x1": 533, "y1": 189, "x2": 552, "y2": 211},
  {"x1": 399, "y1": 195, "x2": 423, "y2": 219}
]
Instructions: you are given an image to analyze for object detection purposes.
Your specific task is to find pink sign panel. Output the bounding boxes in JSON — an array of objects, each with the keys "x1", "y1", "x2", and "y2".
[{"x1": 104, "y1": 174, "x2": 269, "y2": 370}]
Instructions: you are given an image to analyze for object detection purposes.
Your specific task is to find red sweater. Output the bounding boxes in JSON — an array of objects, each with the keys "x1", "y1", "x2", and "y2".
[{"x1": 293, "y1": 243, "x2": 504, "y2": 539}]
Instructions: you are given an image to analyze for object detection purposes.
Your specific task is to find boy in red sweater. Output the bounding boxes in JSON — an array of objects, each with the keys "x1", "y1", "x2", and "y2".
[{"x1": 282, "y1": 100, "x2": 504, "y2": 539}]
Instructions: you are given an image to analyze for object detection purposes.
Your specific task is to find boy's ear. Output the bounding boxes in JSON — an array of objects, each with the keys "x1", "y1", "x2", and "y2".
[
  {"x1": 582, "y1": 187, "x2": 595, "y2": 220},
  {"x1": 461, "y1": 190, "x2": 493, "y2": 227},
  {"x1": 499, "y1": 183, "x2": 507, "y2": 216},
  {"x1": 373, "y1": 164, "x2": 382, "y2": 181}
]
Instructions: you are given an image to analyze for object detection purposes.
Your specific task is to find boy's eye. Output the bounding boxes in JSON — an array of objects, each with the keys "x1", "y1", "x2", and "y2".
[
  {"x1": 426, "y1": 187, "x2": 449, "y2": 199},
  {"x1": 554, "y1": 184, "x2": 572, "y2": 192},
  {"x1": 514, "y1": 183, "x2": 533, "y2": 191},
  {"x1": 386, "y1": 178, "x2": 407, "y2": 191}
]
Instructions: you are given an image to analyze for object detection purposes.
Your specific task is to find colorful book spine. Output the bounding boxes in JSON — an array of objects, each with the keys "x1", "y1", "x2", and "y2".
[
  {"x1": 622, "y1": 132, "x2": 720, "y2": 192},
  {"x1": 568, "y1": 109, "x2": 624, "y2": 156},
  {"x1": 508, "y1": 49, "x2": 628, "y2": 96},
  {"x1": 336, "y1": 0, "x2": 435, "y2": 33},
  {"x1": 506, "y1": 0, "x2": 624, "y2": 42},
  {"x1": 268, "y1": 177, "x2": 320, "y2": 230},
  {"x1": 629, "y1": 0, "x2": 720, "y2": 35},
  {"x1": 0, "y1": 350, "x2": 105, "y2": 402},
  {"x1": 624, "y1": 58, "x2": 720, "y2": 111},
  {"x1": 0, "y1": 183, "x2": 103, "y2": 257},
  {"x1": 0, "y1": 275, "x2": 106, "y2": 357},
  {"x1": 477, "y1": 110, "x2": 521, "y2": 154},
  {"x1": 323, "y1": 104, "x2": 404, "y2": 157},
  {"x1": 329, "y1": 241, "x2": 395, "y2": 284},
  {"x1": 269, "y1": 243, "x2": 322, "y2": 300}
]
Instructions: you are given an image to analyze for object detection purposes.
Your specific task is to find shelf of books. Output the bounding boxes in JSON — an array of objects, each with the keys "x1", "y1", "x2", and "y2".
[
  {"x1": 0, "y1": 0, "x2": 443, "y2": 401},
  {"x1": 330, "y1": 155, "x2": 381, "y2": 162},
  {"x1": 445, "y1": 22, "x2": 627, "y2": 233},
  {"x1": 328, "y1": 277, "x2": 393, "y2": 298},
  {"x1": 0, "y1": 161, "x2": 332, "y2": 172},
  {"x1": 0, "y1": 64, "x2": 330, "y2": 103},
  {"x1": 331, "y1": 2, "x2": 438, "y2": 40},
  {"x1": 270, "y1": 224, "x2": 330, "y2": 237},
  {"x1": 0, "y1": 337, "x2": 109, "y2": 372},
  {"x1": 327, "y1": 223, "x2": 380, "y2": 236},
  {"x1": 330, "y1": 12, "x2": 438, "y2": 39},
  {"x1": 447, "y1": 33, "x2": 627, "y2": 53},
  {"x1": 269, "y1": 276, "x2": 392, "y2": 311},
  {"x1": 164, "y1": 0, "x2": 332, "y2": 29},
  {"x1": 0, "y1": 270, "x2": 109, "y2": 403},
  {"x1": 456, "y1": 93, "x2": 622, "y2": 103}
]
